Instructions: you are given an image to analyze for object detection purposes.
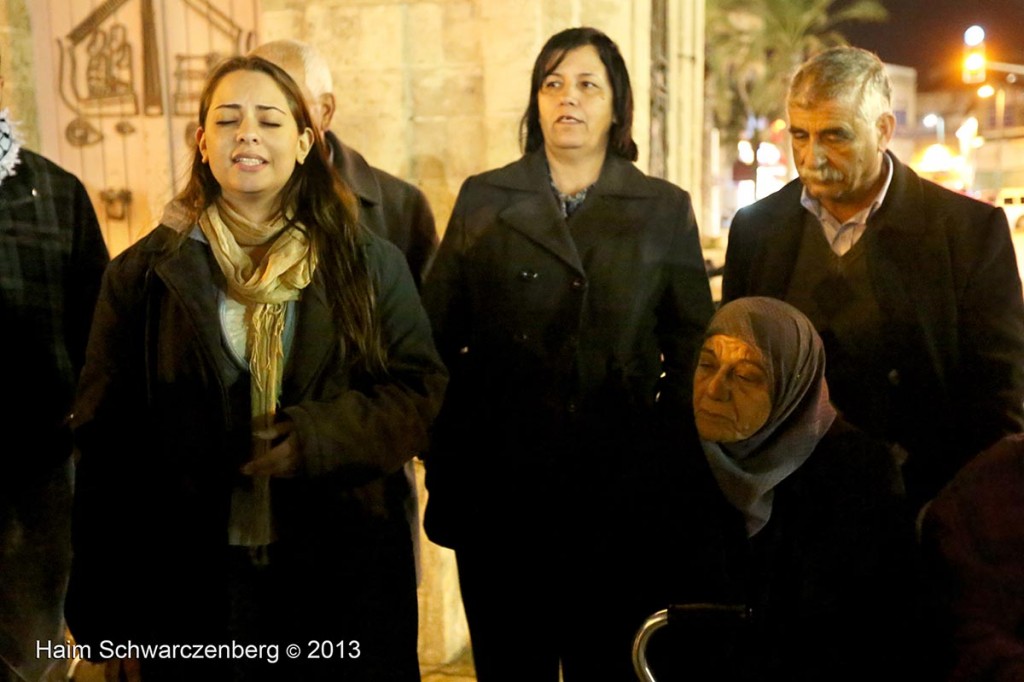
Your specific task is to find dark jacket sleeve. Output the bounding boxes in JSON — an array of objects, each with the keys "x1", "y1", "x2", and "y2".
[
  {"x1": 720, "y1": 204, "x2": 759, "y2": 304},
  {"x1": 284, "y1": 237, "x2": 448, "y2": 485},
  {"x1": 402, "y1": 183, "x2": 438, "y2": 290},
  {"x1": 66, "y1": 176, "x2": 109, "y2": 376},
  {"x1": 654, "y1": 193, "x2": 715, "y2": 418},
  {"x1": 374, "y1": 168, "x2": 439, "y2": 290},
  {"x1": 923, "y1": 435, "x2": 1024, "y2": 682},
  {"x1": 420, "y1": 177, "x2": 473, "y2": 370},
  {"x1": 954, "y1": 205, "x2": 1024, "y2": 455},
  {"x1": 67, "y1": 244, "x2": 155, "y2": 650},
  {"x1": 778, "y1": 424, "x2": 922, "y2": 681}
]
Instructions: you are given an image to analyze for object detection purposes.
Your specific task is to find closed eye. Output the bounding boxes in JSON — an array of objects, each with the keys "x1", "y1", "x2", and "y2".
[{"x1": 823, "y1": 131, "x2": 852, "y2": 143}]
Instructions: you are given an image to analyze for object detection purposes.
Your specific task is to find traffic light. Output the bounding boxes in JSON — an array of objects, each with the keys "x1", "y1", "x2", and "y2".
[{"x1": 963, "y1": 26, "x2": 986, "y2": 84}]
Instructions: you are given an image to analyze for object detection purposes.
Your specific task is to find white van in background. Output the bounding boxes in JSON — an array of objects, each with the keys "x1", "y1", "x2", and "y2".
[{"x1": 995, "y1": 188, "x2": 1024, "y2": 230}]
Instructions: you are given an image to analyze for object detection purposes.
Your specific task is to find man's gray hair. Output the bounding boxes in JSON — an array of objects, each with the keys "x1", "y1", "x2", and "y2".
[
  {"x1": 788, "y1": 46, "x2": 892, "y2": 122},
  {"x1": 250, "y1": 39, "x2": 333, "y2": 98}
]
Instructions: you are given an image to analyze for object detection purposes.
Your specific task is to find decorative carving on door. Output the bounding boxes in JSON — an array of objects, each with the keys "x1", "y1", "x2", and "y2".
[{"x1": 32, "y1": 0, "x2": 259, "y2": 255}]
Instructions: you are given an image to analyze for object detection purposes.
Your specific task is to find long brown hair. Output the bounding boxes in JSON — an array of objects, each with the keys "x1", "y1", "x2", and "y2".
[{"x1": 175, "y1": 55, "x2": 387, "y2": 375}]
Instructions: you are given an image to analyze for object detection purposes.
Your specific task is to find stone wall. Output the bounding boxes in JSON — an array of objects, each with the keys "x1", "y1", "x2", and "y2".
[
  {"x1": 0, "y1": 0, "x2": 39, "y2": 151},
  {"x1": 260, "y1": 0, "x2": 654, "y2": 237}
]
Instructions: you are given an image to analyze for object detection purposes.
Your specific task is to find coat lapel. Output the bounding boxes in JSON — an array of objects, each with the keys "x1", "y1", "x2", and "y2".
[
  {"x1": 327, "y1": 131, "x2": 382, "y2": 207},
  {"x1": 865, "y1": 154, "x2": 933, "y2": 340},
  {"x1": 570, "y1": 155, "x2": 660, "y2": 248},
  {"x1": 750, "y1": 180, "x2": 808, "y2": 298},
  {"x1": 490, "y1": 152, "x2": 585, "y2": 274},
  {"x1": 153, "y1": 236, "x2": 230, "y2": 372},
  {"x1": 154, "y1": 232, "x2": 337, "y2": 404},
  {"x1": 281, "y1": 277, "x2": 335, "y2": 402}
]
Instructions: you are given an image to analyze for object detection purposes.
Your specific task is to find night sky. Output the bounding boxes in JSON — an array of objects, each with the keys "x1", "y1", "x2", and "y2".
[{"x1": 839, "y1": 0, "x2": 1024, "y2": 90}]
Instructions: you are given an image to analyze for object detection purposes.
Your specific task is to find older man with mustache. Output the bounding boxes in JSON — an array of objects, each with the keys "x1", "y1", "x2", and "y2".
[{"x1": 721, "y1": 46, "x2": 1024, "y2": 509}]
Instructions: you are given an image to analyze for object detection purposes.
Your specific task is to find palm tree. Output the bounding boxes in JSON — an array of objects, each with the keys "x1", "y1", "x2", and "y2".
[{"x1": 706, "y1": 0, "x2": 889, "y2": 148}]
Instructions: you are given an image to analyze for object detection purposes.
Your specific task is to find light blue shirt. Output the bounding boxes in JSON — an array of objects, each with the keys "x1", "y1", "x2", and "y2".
[{"x1": 799, "y1": 154, "x2": 893, "y2": 256}]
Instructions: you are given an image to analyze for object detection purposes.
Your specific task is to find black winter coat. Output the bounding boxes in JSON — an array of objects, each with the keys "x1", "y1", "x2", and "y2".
[
  {"x1": 66, "y1": 226, "x2": 447, "y2": 661},
  {"x1": 650, "y1": 419, "x2": 921, "y2": 681},
  {"x1": 421, "y1": 150, "x2": 714, "y2": 550}
]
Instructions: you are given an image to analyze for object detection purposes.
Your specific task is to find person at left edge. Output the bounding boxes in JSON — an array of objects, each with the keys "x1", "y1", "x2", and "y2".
[
  {"x1": 65, "y1": 55, "x2": 446, "y2": 682},
  {"x1": 421, "y1": 27, "x2": 714, "y2": 682},
  {"x1": 0, "y1": 48, "x2": 108, "y2": 682}
]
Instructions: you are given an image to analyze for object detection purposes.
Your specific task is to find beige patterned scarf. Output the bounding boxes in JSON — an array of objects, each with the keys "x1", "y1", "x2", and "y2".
[{"x1": 198, "y1": 201, "x2": 316, "y2": 550}]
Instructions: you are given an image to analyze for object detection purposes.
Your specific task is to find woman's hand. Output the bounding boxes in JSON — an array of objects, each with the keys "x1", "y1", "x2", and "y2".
[{"x1": 242, "y1": 421, "x2": 301, "y2": 477}]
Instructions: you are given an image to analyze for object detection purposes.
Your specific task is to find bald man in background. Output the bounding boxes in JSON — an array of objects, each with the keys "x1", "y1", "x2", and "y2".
[
  {"x1": 247, "y1": 40, "x2": 437, "y2": 588},
  {"x1": 250, "y1": 39, "x2": 438, "y2": 289}
]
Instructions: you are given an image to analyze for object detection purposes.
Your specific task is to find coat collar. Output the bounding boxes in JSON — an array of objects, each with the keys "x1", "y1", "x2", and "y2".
[
  {"x1": 485, "y1": 151, "x2": 655, "y2": 273},
  {"x1": 326, "y1": 131, "x2": 382, "y2": 207},
  {"x1": 151, "y1": 229, "x2": 337, "y2": 402},
  {"x1": 868, "y1": 152, "x2": 926, "y2": 236},
  {"x1": 485, "y1": 149, "x2": 657, "y2": 198},
  {"x1": 152, "y1": 233, "x2": 227, "y2": 370},
  {"x1": 280, "y1": 276, "x2": 334, "y2": 403},
  {"x1": 750, "y1": 151, "x2": 926, "y2": 295},
  {"x1": 744, "y1": 152, "x2": 931, "y2": 334}
]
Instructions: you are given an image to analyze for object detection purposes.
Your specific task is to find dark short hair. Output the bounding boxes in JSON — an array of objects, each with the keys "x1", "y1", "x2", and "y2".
[{"x1": 519, "y1": 27, "x2": 637, "y2": 161}]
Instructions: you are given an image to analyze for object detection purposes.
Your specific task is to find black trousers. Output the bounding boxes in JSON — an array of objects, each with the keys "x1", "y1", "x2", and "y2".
[
  {"x1": 0, "y1": 456, "x2": 73, "y2": 682},
  {"x1": 140, "y1": 516, "x2": 419, "y2": 682},
  {"x1": 455, "y1": 538, "x2": 649, "y2": 682}
]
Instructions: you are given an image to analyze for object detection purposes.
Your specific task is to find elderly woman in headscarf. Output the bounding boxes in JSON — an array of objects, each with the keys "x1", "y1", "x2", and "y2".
[{"x1": 652, "y1": 297, "x2": 921, "y2": 681}]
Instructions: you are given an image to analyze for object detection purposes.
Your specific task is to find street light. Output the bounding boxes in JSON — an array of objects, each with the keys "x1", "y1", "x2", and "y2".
[
  {"x1": 963, "y1": 26, "x2": 986, "y2": 84},
  {"x1": 975, "y1": 82, "x2": 1007, "y2": 190},
  {"x1": 923, "y1": 113, "x2": 946, "y2": 144},
  {"x1": 956, "y1": 117, "x2": 980, "y2": 191},
  {"x1": 963, "y1": 24, "x2": 1024, "y2": 80}
]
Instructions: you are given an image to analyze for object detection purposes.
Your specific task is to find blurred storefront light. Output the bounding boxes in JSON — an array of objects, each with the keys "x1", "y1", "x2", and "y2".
[{"x1": 737, "y1": 139, "x2": 755, "y2": 165}]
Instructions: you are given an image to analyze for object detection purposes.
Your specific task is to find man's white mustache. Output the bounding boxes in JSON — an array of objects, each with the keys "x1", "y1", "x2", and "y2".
[{"x1": 805, "y1": 168, "x2": 845, "y2": 182}]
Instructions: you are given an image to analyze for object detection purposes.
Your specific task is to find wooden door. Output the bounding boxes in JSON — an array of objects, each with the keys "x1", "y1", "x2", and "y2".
[{"x1": 29, "y1": 0, "x2": 259, "y2": 256}]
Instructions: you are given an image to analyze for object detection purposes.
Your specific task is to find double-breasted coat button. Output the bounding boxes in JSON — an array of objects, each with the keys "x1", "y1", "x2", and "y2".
[
  {"x1": 518, "y1": 269, "x2": 539, "y2": 281},
  {"x1": 571, "y1": 277, "x2": 586, "y2": 291},
  {"x1": 887, "y1": 369, "x2": 900, "y2": 386}
]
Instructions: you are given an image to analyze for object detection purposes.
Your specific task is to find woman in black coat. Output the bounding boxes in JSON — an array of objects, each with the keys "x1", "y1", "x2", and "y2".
[
  {"x1": 648, "y1": 297, "x2": 919, "y2": 681},
  {"x1": 66, "y1": 56, "x2": 446, "y2": 681},
  {"x1": 421, "y1": 26, "x2": 714, "y2": 682}
]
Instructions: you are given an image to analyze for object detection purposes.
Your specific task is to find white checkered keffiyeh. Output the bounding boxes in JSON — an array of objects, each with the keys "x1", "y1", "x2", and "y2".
[{"x1": 0, "y1": 108, "x2": 23, "y2": 185}]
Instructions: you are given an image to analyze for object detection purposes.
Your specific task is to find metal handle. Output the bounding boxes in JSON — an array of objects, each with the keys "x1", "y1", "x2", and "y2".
[
  {"x1": 632, "y1": 604, "x2": 752, "y2": 682},
  {"x1": 632, "y1": 609, "x2": 669, "y2": 682}
]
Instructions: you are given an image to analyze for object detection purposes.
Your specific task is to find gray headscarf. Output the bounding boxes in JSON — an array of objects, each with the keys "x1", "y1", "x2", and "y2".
[{"x1": 699, "y1": 297, "x2": 837, "y2": 536}]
